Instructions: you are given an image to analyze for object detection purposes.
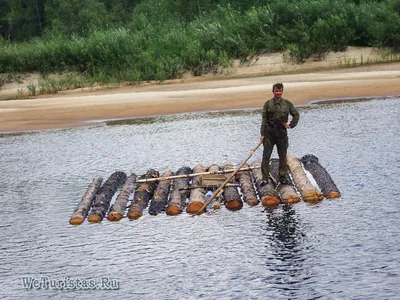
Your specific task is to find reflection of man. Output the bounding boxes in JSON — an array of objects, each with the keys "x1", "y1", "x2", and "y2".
[{"x1": 260, "y1": 83, "x2": 299, "y2": 186}]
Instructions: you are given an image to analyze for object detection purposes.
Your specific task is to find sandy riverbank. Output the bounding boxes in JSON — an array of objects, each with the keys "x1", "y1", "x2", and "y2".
[{"x1": 1, "y1": 47, "x2": 400, "y2": 133}]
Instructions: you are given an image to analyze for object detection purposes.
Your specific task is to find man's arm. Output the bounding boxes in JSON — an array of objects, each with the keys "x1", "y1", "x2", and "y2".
[
  {"x1": 260, "y1": 102, "x2": 268, "y2": 136},
  {"x1": 288, "y1": 102, "x2": 299, "y2": 128}
]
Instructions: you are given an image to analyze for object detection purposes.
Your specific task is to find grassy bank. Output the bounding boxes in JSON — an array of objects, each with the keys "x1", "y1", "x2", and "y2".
[{"x1": 1, "y1": 0, "x2": 400, "y2": 97}]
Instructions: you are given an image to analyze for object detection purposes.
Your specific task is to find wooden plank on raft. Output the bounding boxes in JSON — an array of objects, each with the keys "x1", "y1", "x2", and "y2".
[
  {"x1": 270, "y1": 159, "x2": 300, "y2": 204},
  {"x1": 251, "y1": 161, "x2": 280, "y2": 207},
  {"x1": 127, "y1": 169, "x2": 159, "y2": 220},
  {"x1": 166, "y1": 166, "x2": 192, "y2": 216},
  {"x1": 69, "y1": 176, "x2": 103, "y2": 225},
  {"x1": 107, "y1": 173, "x2": 137, "y2": 221},
  {"x1": 88, "y1": 171, "x2": 128, "y2": 223},
  {"x1": 148, "y1": 169, "x2": 173, "y2": 216},
  {"x1": 222, "y1": 162, "x2": 243, "y2": 211},
  {"x1": 287, "y1": 154, "x2": 324, "y2": 202},
  {"x1": 235, "y1": 163, "x2": 259, "y2": 207},
  {"x1": 186, "y1": 164, "x2": 207, "y2": 214},
  {"x1": 301, "y1": 154, "x2": 341, "y2": 199},
  {"x1": 207, "y1": 164, "x2": 224, "y2": 209}
]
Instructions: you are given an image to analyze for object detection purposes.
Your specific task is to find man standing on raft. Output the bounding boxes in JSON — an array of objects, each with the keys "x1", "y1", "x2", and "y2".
[{"x1": 260, "y1": 83, "x2": 299, "y2": 186}]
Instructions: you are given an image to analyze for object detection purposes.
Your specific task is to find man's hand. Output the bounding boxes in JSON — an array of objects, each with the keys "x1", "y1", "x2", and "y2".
[
  {"x1": 283, "y1": 123, "x2": 291, "y2": 129},
  {"x1": 260, "y1": 136, "x2": 264, "y2": 142}
]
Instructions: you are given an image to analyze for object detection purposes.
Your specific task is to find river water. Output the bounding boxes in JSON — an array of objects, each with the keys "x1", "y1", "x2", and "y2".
[{"x1": 0, "y1": 97, "x2": 399, "y2": 299}]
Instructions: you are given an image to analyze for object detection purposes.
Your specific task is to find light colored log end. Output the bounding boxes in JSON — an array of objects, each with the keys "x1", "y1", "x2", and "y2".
[
  {"x1": 261, "y1": 196, "x2": 280, "y2": 207},
  {"x1": 166, "y1": 206, "x2": 182, "y2": 216},
  {"x1": 69, "y1": 217, "x2": 84, "y2": 225},
  {"x1": 282, "y1": 196, "x2": 301, "y2": 204},
  {"x1": 127, "y1": 210, "x2": 143, "y2": 220},
  {"x1": 225, "y1": 200, "x2": 243, "y2": 211},
  {"x1": 303, "y1": 193, "x2": 324, "y2": 202},
  {"x1": 325, "y1": 191, "x2": 341, "y2": 199},
  {"x1": 186, "y1": 202, "x2": 204, "y2": 214},
  {"x1": 107, "y1": 212, "x2": 123, "y2": 222},
  {"x1": 87, "y1": 214, "x2": 102, "y2": 223}
]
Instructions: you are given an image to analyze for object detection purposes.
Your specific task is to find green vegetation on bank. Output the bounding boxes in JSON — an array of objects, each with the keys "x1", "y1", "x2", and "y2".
[{"x1": 1, "y1": 0, "x2": 400, "y2": 95}]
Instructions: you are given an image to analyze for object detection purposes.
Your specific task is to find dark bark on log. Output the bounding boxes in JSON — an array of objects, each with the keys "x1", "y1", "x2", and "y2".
[
  {"x1": 301, "y1": 154, "x2": 341, "y2": 199},
  {"x1": 166, "y1": 166, "x2": 192, "y2": 216},
  {"x1": 148, "y1": 169, "x2": 173, "y2": 216},
  {"x1": 107, "y1": 173, "x2": 137, "y2": 221},
  {"x1": 287, "y1": 154, "x2": 324, "y2": 202},
  {"x1": 222, "y1": 162, "x2": 243, "y2": 211},
  {"x1": 207, "y1": 164, "x2": 224, "y2": 209},
  {"x1": 235, "y1": 163, "x2": 259, "y2": 207},
  {"x1": 270, "y1": 159, "x2": 300, "y2": 204},
  {"x1": 251, "y1": 160, "x2": 280, "y2": 207},
  {"x1": 88, "y1": 171, "x2": 127, "y2": 223},
  {"x1": 186, "y1": 164, "x2": 207, "y2": 214},
  {"x1": 69, "y1": 176, "x2": 103, "y2": 225},
  {"x1": 127, "y1": 169, "x2": 159, "y2": 220}
]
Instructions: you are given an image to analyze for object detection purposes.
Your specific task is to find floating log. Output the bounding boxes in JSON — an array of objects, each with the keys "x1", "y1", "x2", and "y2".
[
  {"x1": 88, "y1": 171, "x2": 127, "y2": 223},
  {"x1": 251, "y1": 161, "x2": 280, "y2": 207},
  {"x1": 69, "y1": 176, "x2": 103, "y2": 225},
  {"x1": 222, "y1": 163, "x2": 243, "y2": 211},
  {"x1": 270, "y1": 159, "x2": 300, "y2": 204},
  {"x1": 166, "y1": 166, "x2": 192, "y2": 216},
  {"x1": 235, "y1": 163, "x2": 259, "y2": 207},
  {"x1": 207, "y1": 164, "x2": 224, "y2": 209},
  {"x1": 107, "y1": 173, "x2": 137, "y2": 221},
  {"x1": 287, "y1": 154, "x2": 324, "y2": 202},
  {"x1": 148, "y1": 169, "x2": 173, "y2": 216},
  {"x1": 127, "y1": 169, "x2": 159, "y2": 220},
  {"x1": 301, "y1": 154, "x2": 341, "y2": 199},
  {"x1": 186, "y1": 164, "x2": 207, "y2": 214}
]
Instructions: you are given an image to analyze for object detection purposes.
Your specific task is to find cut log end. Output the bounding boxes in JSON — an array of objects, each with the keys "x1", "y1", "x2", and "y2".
[
  {"x1": 107, "y1": 212, "x2": 123, "y2": 222},
  {"x1": 261, "y1": 196, "x2": 281, "y2": 207},
  {"x1": 212, "y1": 203, "x2": 221, "y2": 209},
  {"x1": 246, "y1": 200, "x2": 259, "y2": 207},
  {"x1": 166, "y1": 206, "x2": 182, "y2": 216},
  {"x1": 303, "y1": 194, "x2": 324, "y2": 202},
  {"x1": 282, "y1": 197, "x2": 301, "y2": 204},
  {"x1": 325, "y1": 191, "x2": 341, "y2": 199},
  {"x1": 186, "y1": 202, "x2": 204, "y2": 214},
  {"x1": 149, "y1": 211, "x2": 160, "y2": 216},
  {"x1": 225, "y1": 200, "x2": 243, "y2": 211},
  {"x1": 87, "y1": 214, "x2": 102, "y2": 223},
  {"x1": 127, "y1": 210, "x2": 143, "y2": 220},
  {"x1": 69, "y1": 217, "x2": 84, "y2": 225}
]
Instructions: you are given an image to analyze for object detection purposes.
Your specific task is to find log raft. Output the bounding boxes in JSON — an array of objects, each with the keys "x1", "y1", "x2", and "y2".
[
  {"x1": 107, "y1": 173, "x2": 137, "y2": 221},
  {"x1": 270, "y1": 159, "x2": 300, "y2": 204},
  {"x1": 70, "y1": 154, "x2": 340, "y2": 224},
  {"x1": 69, "y1": 176, "x2": 103, "y2": 225},
  {"x1": 148, "y1": 170, "x2": 173, "y2": 216},
  {"x1": 287, "y1": 154, "x2": 324, "y2": 202},
  {"x1": 127, "y1": 169, "x2": 159, "y2": 220},
  {"x1": 166, "y1": 166, "x2": 192, "y2": 216},
  {"x1": 251, "y1": 161, "x2": 280, "y2": 207},
  {"x1": 301, "y1": 154, "x2": 341, "y2": 199},
  {"x1": 88, "y1": 171, "x2": 127, "y2": 223}
]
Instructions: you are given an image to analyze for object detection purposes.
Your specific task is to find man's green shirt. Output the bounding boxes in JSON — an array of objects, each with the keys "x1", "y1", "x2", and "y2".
[{"x1": 261, "y1": 98, "x2": 300, "y2": 136}]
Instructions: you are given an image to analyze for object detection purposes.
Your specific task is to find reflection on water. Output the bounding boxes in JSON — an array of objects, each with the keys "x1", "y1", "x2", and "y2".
[{"x1": 0, "y1": 97, "x2": 400, "y2": 300}]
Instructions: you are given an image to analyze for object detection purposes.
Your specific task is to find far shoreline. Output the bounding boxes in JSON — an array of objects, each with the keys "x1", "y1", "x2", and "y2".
[{"x1": 1, "y1": 51, "x2": 400, "y2": 133}]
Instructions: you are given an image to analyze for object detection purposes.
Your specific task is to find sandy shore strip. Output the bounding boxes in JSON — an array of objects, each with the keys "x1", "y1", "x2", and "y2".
[{"x1": 1, "y1": 64, "x2": 400, "y2": 133}]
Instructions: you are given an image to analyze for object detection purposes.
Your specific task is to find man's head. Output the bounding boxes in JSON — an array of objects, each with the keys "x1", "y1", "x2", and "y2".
[{"x1": 272, "y1": 83, "x2": 283, "y2": 101}]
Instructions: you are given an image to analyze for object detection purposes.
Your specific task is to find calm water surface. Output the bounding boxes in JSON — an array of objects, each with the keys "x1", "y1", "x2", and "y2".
[{"x1": 0, "y1": 97, "x2": 399, "y2": 300}]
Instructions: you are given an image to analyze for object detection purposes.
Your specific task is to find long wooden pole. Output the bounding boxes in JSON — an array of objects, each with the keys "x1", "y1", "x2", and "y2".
[
  {"x1": 194, "y1": 140, "x2": 263, "y2": 214},
  {"x1": 134, "y1": 165, "x2": 261, "y2": 183}
]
